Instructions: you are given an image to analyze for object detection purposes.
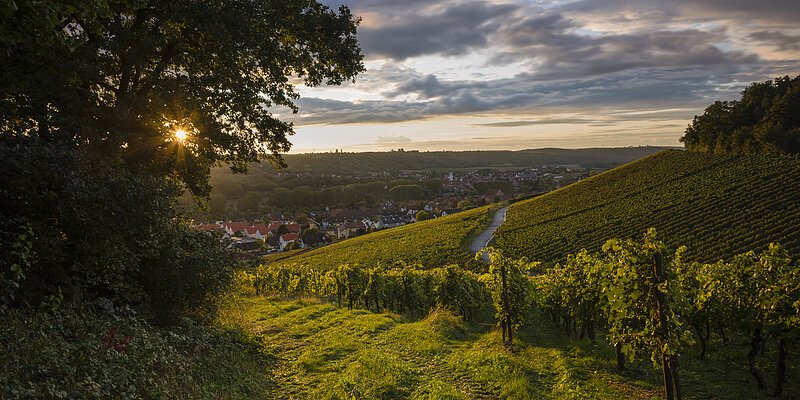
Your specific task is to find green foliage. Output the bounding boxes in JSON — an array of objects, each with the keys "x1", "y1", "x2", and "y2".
[
  {"x1": 682, "y1": 76, "x2": 800, "y2": 154},
  {"x1": 481, "y1": 249, "x2": 535, "y2": 344},
  {"x1": 275, "y1": 147, "x2": 667, "y2": 175},
  {"x1": 1, "y1": 0, "x2": 365, "y2": 196},
  {"x1": 416, "y1": 210, "x2": 432, "y2": 221},
  {"x1": 0, "y1": 224, "x2": 33, "y2": 306},
  {"x1": 496, "y1": 150, "x2": 800, "y2": 264},
  {"x1": 0, "y1": 138, "x2": 234, "y2": 322},
  {"x1": 253, "y1": 262, "x2": 488, "y2": 319},
  {"x1": 0, "y1": 300, "x2": 272, "y2": 399},
  {"x1": 274, "y1": 205, "x2": 494, "y2": 271},
  {"x1": 390, "y1": 184, "x2": 424, "y2": 201},
  {"x1": 597, "y1": 230, "x2": 691, "y2": 366},
  {"x1": 694, "y1": 243, "x2": 800, "y2": 337}
]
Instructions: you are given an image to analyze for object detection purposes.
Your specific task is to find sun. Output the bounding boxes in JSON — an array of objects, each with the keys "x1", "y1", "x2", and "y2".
[{"x1": 174, "y1": 128, "x2": 189, "y2": 142}]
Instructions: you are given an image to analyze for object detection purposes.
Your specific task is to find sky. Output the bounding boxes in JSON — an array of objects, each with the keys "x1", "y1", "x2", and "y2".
[{"x1": 280, "y1": 0, "x2": 800, "y2": 153}]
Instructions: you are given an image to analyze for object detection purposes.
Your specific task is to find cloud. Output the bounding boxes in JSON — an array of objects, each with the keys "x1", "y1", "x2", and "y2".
[
  {"x1": 472, "y1": 118, "x2": 596, "y2": 127},
  {"x1": 490, "y1": 12, "x2": 760, "y2": 79},
  {"x1": 357, "y1": 1, "x2": 518, "y2": 60},
  {"x1": 376, "y1": 135, "x2": 412, "y2": 144},
  {"x1": 287, "y1": 0, "x2": 799, "y2": 132},
  {"x1": 748, "y1": 31, "x2": 800, "y2": 51}
]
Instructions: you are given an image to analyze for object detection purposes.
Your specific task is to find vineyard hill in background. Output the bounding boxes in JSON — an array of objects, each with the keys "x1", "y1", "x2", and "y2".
[{"x1": 495, "y1": 150, "x2": 800, "y2": 263}]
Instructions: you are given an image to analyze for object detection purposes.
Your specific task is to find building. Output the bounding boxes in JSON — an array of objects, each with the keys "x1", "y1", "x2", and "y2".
[{"x1": 279, "y1": 233, "x2": 302, "y2": 250}]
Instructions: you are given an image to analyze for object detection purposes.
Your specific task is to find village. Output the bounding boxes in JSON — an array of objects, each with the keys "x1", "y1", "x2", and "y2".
[{"x1": 196, "y1": 164, "x2": 591, "y2": 255}]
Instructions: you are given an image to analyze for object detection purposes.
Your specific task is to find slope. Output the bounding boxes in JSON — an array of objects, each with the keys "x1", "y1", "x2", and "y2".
[
  {"x1": 273, "y1": 205, "x2": 496, "y2": 270},
  {"x1": 494, "y1": 150, "x2": 800, "y2": 264}
]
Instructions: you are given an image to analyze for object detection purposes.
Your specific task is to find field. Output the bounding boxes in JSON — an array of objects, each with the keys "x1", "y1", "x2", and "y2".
[
  {"x1": 495, "y1": 150, "x2": 800, "y2": 263},
  {"x1": 272, "y1": 205, "x2": 497, "y2": 270},
  {"x1": 219, "y1": 295, "x2": 798, "y2": 399}
]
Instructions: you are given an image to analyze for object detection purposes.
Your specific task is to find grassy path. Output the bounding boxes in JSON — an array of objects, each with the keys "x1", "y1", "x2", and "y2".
[
  {"x1": 219, "y1": 295, "x2": 796, "y2": 399},
  {"x1": 221, "y1": 296, "x2": 664, "y2": 399}
]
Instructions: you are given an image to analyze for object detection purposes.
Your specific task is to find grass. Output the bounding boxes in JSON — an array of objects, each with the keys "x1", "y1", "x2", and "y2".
[{"x1": 216, "y1": 295, "x2": 798, "y2": 399}]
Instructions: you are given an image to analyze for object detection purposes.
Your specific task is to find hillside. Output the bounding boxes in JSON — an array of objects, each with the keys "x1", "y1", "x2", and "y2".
[
  {"x1": 276, "y1": 147, "x2": 668, "y2": 174},
  {"x1": 273, "y1": 205, "x2": 496, "y2": 270},
  {"x1": 495, "y1": 150, "x2": 800, "y2": 263}
]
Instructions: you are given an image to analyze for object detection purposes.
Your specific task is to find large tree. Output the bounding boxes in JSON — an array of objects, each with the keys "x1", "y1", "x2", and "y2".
[
  {"x1": 1, "y1": 0, "x2": 364, "y2": 196},
  {"x1": 0, "y1": 0, "x2": 363, "y2": 317}
]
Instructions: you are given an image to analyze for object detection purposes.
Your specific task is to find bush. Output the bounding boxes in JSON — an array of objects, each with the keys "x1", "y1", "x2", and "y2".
[
  {"x1": 0, "y1": 300, "x2": 272, "y2": 399},
  {"x1": 0, "y1": 138, "x2": 235, "y2": 324}
]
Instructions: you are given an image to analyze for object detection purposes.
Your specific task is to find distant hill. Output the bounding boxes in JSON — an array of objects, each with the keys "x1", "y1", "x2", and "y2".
[
  {"x1": 495, "y1": 150, "x2": 800, "y2": 263},
  {"x1": 273, "y1": 147, "x2": 669, "y2": 174}
]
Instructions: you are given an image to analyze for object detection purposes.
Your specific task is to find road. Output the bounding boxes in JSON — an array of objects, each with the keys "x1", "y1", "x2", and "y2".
[{"x1": 469, "y1": 206, "x2": 509, "y2": 263}]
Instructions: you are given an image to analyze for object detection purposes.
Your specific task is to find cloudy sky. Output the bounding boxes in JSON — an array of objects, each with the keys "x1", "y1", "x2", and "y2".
[{"x1": 281, "y1": 0, "x2": 800, "y2": 153}]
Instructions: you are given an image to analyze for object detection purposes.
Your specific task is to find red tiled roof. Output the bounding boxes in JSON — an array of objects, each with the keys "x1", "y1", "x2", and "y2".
[
  {"x1": 286, "y1": 223, "x2": 301, "y2": 233},
  {"x1": 224, "y1": 222, "x2": 248, "y2": 233},
  {"x1": 345, "y1": 221, "x2": 367, "y2": 230},
  {"x1": 281, "y1": 233, "x2": 300, "y2": 241},
  {"x1": 196, "y1": 223, "x2": 223, "y2": 232},
  {"x1": 245, "y1": 224, "x2": 269, "y2": 235}
]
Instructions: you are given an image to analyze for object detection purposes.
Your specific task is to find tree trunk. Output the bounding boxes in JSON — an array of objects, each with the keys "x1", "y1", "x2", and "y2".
[
  {"x1": 579, "y1": 320, "x2": 586, "y2": 340},
  {"x1": 748, "y1": 327, "x2": 767, "y2": 389},
  {"x1": 662, "y1": 354, "x2": 675, "y2": 400},
  {"x1": 717, "y1": 324, "x2": 727, "y2": 343},
  {"x1": 671, "y1": 357, "x2": 683, "y2": 400},
  {"x1": 587, "y1": 319, "x2": 596, "y2": 343},
  {"x1": 616, "y1": 343, "x2": 625, "y2": 371},
  {"x1": 694, "y1": 322, "x2": 708, "y2": 360},
  {"x1": 506, "y1": 314, "x2": 513, "y2": 344},
  {"x1": 774, "y1": 339, "x2": 787, "y2": 397},
  {"x1": 653, "y1": 252, "x2": 676, "y2": 400}
]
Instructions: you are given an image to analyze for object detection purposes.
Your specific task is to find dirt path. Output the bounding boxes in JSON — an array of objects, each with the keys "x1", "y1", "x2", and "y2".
[{"x1": 469, "y1": 206, "x2": 509, "y2": 262}]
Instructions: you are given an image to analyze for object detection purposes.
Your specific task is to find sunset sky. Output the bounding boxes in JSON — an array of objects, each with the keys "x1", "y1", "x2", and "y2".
[{"x1": 281, "y1": 0, "x2": 800, "y2": 153}]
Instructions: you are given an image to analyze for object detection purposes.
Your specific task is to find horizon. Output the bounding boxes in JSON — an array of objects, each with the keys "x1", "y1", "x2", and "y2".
[
  {"x1": 282, "y1": 0, "x2": 800, "y2": 153},
  {"x1": 284, "y1": 144, "x2": 679, "y2": 155}
]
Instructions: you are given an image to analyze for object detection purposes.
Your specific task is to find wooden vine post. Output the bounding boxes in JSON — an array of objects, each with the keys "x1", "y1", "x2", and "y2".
[
  {"x1": 653, "y1": 251, "x2": 682, "y2": 400},
  {"x1": 500, "y1": 259, "x2": 512, "y2": 345}
]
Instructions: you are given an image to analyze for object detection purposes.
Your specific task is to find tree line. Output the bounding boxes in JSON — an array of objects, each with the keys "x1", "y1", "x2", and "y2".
[{"x1": 682, "y1": 75, "x2": 800, "y2": 154}]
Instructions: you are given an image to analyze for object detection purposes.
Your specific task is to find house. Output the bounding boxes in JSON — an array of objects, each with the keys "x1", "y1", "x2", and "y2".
[
  {"x1": 279, "y1": 233, "x2": 303, "y2": 250},
  {"x1": 440, "y1": 208, "x2": 461, "y2": 217},
  {"x1": 228, "y1": 237, "x2": 261, "y2": 251},
  {"x1": 243, "y1": 224, "x2": 269, "y2": 240},
  {"x1": 223, "y1": 222, "x2": 248, "y2": 237},
  {"x1": 335, "y1": 221, "x2": 367, "y2": 239},
  {"x1": 196, "y1": 223, "x2": 224, "y2": 234},
  {"x1": 361, "y1": 217, "x2": 376, "y2": 229},
  {"x1": 286, "y1": 223, "x2": 302, "y2": 234},
  {"x1": 267, "y1": 221, "x2": 284, "y2": 235},
  {"x1": 224, "y1": 222, "x2": 269, "y2": 240},
  {"x1": 376, "y1": 215, "x2": 407, "y2": 229},
  {"x1": 483, "y1": 189, "x2": 508, "y2": 203}
]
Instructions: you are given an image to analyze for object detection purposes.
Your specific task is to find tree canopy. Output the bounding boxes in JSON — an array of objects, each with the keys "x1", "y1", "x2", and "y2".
[
  {"x1": 1, "y1": 0, "x2": 364, "y2": 196},
  {"x1": 0, "y1": 0, "x2": 364, "y2": 320},
  {"x1": 681, "y1": 75, "x2": 800, "y2": 155}
]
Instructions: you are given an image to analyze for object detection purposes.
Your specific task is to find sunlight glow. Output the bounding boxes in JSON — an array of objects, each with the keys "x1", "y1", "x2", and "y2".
[{"x1": 174, "y1": 128, "x2": 189, "y2": 142}]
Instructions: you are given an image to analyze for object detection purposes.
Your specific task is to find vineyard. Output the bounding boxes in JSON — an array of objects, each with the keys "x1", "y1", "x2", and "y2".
[
  {"x1": 494, "y1": 150, "x2": 800, "y2": 264},
  {"x1": 270, "y1": 205, "x2": 496, "y2": 271},
  {"x1": 246, "y1": 229, "x2": 800, "y2": 398}
]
